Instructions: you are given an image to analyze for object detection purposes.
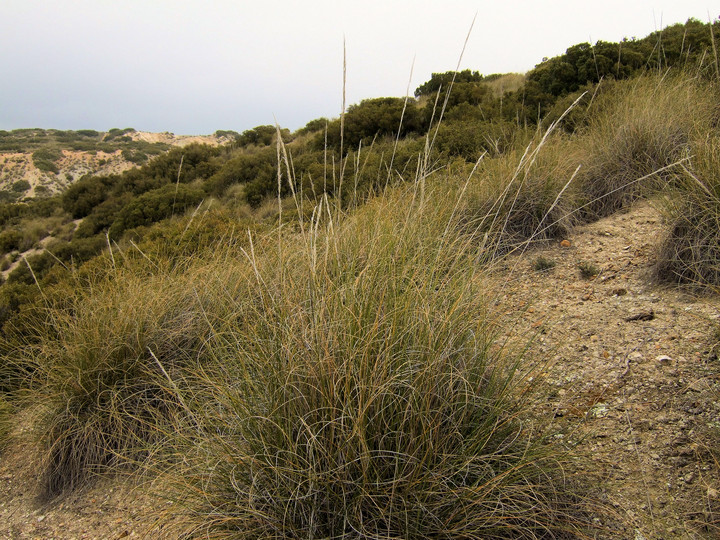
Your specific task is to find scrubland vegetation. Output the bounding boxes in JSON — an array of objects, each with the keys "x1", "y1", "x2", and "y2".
[{"x1": 1, "y1": 16, "x2": 720, "y2": 538}]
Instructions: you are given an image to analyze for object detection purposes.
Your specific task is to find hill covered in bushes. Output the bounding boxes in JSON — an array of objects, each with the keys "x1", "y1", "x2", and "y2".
[{"x1": 1, "y1": 16, "x2": 720, "y2": 538}]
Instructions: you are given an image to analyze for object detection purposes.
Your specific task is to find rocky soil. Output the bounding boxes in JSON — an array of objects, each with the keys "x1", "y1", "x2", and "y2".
[
  {"x1": 493, "y1": 201, "x2": 720, "y2": 539},
  {"x1": 1, "y1": 200, "x2": 719, "y2": 538}
]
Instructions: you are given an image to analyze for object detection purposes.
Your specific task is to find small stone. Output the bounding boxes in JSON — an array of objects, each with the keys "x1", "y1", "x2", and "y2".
[
  {"x1": 687, "y1": 379, "x2": 709, "y2": 392},
  {"x1": 708, "y1": 487, "x2": 719, "y2": 499},
  {"x1": 591, "y1": 403, "x2": 609, "y2": 418},
  {"x1": 560, "y1": 239, "x2": 572, "y2": 248},
  {"x1": 625, "y1": 310, "x2": 655, "y2": 322},
  {"x1": 656, "y1": 355, "x2": 672, "y2": 365},
  {"x1": 684, "y1": 472, "x2": 696, "y2": 483}
]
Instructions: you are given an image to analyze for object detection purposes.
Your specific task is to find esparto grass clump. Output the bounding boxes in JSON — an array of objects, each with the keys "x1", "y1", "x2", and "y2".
[
  {"x1": 151, "y1": 185, "x2": 593, "y2": 539},
  {"x1": 577, "y1": 74, "x2": 719, "y2": 220},
  {"x1": 655, "y1": 135, "x2": 720, "y2": 289}
]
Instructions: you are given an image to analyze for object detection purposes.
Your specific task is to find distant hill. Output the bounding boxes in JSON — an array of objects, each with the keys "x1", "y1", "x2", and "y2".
[{"x1": 0, "y1": 128, "x2": 236, "y2": 200}]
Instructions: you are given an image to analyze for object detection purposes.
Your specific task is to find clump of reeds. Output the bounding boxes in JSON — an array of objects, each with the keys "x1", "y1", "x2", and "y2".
[
  {"x1": 151, "y1": 179, "x2": 592, "y2": 538},
  {"x1": 655, "y1": 135, "x2": 720, "y2": 288},
  {"x1": 577, "y1": 73, "x2": 718, "y2": 219}
]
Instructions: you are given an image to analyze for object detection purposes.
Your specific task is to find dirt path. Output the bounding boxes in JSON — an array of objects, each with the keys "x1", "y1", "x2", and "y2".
[
  {"x1": 0, "y1": 201, "x2": 718, "y2": 538},
  {"x1": 493, "y1": 201, "x2": 720, "y2": 539}
]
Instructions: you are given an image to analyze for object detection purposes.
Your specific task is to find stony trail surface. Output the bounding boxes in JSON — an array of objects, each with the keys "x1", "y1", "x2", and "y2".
[{"x1": 492, "y1": 201, "x2": 720, "y2": 539}]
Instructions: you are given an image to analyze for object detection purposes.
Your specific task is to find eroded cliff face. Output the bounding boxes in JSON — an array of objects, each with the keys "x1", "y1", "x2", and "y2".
[{"x1": 0, "y1": 130, "x2": 231, "y2": 198}]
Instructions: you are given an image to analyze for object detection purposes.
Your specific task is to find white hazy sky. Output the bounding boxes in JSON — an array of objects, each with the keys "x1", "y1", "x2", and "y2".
[{"x1": 1, "y1": 1, "x2": 718, "y2": 135}]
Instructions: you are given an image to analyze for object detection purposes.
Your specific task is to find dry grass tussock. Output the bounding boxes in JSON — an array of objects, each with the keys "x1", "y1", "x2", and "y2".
[
  {"x1": 0, "y1": 395, "x2": 12, "y2": 450},
  {"x1": 655, "y1": 134, "x2": 720, "y2": 289},
  {"x1": 484, "y1": 73, "x2": 526, "y2": 97},
  {"x1": 462, "y1": 132, "x2": 582, "y2": 258},
  {"x1": 577, "y1": 73, "x2": 720, "y2": 219},
  {"x1": 148, "y1": 182, "x2": 597, "y2": 539},
  {"x1": 22, "y1": 259, "x2": 253, "y2": 498}
]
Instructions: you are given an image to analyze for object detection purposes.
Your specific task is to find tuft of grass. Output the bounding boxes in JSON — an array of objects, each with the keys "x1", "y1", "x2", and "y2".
[
  {"x1": 0, "y1": 395, "x2": 13, "y2": 451},
  {"x1": 463, "y1": 132, "x2": 582, "y2": 259},
  {"x1": 654, "y1": 135, "x2": 720, "y2": 289},
  {"x1": 533, "y1": 255, "x2": 557, "y2": 272},
  {"x1": 25, "y1": 263, "x2": 234, "y2": 498},
  {"x1": 577, "y1": 74, "x2": 719, "y2": 220},
  {"x1": 578, "y1": 261, "x2": 599, "y2": 280},
  {"x1": 150, "y1": 182, "x2": 595, "y2": 539}
]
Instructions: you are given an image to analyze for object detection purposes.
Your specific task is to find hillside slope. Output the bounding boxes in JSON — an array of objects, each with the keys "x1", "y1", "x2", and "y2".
[
  {"x1": 0, "y1": 201, "x2": 717, "y2": 539},
  {"x1": 0, "y1": 130, "x2": 232, "y2": 199}
]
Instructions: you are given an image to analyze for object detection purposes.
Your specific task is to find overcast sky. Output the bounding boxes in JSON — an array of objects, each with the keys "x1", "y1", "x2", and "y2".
[{"x1": 1, "y1": 1, "x2": 718, "y2": 135}]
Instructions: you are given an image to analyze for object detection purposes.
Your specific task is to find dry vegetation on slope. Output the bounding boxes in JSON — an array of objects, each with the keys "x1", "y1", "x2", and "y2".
[
  {"x1": 2, "y1": 19, "x2": 720, "y2": 538},
  {"x1": 0, "y1": 129, "x2": 232, "y2": 198}
]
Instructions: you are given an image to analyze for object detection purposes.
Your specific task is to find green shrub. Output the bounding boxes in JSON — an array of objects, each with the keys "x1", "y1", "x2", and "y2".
[
  {"x1": 214, "y1": 129, "x2": 239, "y2": 140},
  {"x1": 73, "y1": 195, "x2": 130, "y2": 238},
  {"x1": 533, "y1": 256, "x2": 557, "y2": 272},
  {"x1": 103, "y1": 127, "x2": 136, "y2": 142},
  {"x1": 47, "y1": 235, "x2": 107, "y2": 266},
  {"x1": 108, "y1": 183, "x2": 205, "y2": 239},
  {"x1": 121, "y1": 148, "x2": 148, "y2": 164},
  {"x1": 435, "y1": 119, "x2": 518, "y2": 160},
  {"x1": 135, "y1": 143, "x2": 220, "y2": 189},
  {"x1": 294, "y1": 117, "x2": 329, "y2": 136},
  {"x1": 6, "y1": 252, "x2": 55, "y2": 285},
  {"x1": 62, "y1": 175, "x2": 116, "y2": 219},
  {"x1": 236, "y1": 124, "x2": 277, "y2": 146},
  {"x1": 32, "y1": 147, "x2": 63, "y2": 163},
  {"x1": 33, "y1": 160, "x2": 59, "y2": 174},
  {"x1": 206, "y1": 149, "x2": 276, "y2": 198},
  {"x1": 0, "y1": 229, "x2": 23, "y2": 254},
  {"x1": 31, "y1": 148, "x2": 63, "y2": 175},
  {"x1": 321, "y1": 97, "x2": 422, "y2": 151},
  {"x1": 11, "y1": 180, "x2": 31, "y2": 193}
]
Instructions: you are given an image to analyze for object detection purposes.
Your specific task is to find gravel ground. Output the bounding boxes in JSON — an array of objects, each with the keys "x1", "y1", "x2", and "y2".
[{"x1": 492, "y1": 201, "x2": 720, "y2": 539}]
